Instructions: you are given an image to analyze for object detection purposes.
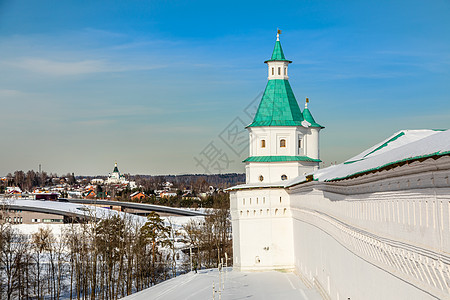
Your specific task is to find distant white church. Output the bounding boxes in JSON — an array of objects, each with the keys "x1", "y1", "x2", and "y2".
[
  {"x1": 228, "y1": 33, "x2": 450, "y2": 300},
  {"x1": 105, "y1": 162, "x2": 136, "y2": 189}
]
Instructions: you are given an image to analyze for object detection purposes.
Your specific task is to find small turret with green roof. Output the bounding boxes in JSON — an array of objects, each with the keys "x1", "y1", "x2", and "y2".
[{"x1": 302, "y1": 98, "x2": 324, "y2": 128}]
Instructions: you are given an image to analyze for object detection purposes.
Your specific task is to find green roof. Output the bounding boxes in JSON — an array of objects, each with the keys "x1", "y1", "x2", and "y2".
[
  {"x1": 248, "y1": 79, "x2": 304, "y2": 127},
  {"x1": 264, "y1": 40, "x2": 292, "y2": 63},
  {"x1": 113, "y1": 166, "x2": 119, "y2": 173},
  {"x1": 243, "y1": 156, "x2": 321, "y2": 163},
  {"x1": 302, "y1": 108, "x2": 324, "y2": 128}
]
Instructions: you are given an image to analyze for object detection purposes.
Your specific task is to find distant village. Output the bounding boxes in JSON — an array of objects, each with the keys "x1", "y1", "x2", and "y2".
[{"x1": 1, "y1": 162, "x2": 245, "y2": 206}]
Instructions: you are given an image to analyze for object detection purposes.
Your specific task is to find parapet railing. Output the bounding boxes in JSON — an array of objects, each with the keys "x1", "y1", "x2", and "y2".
[{"x1": 292, "y1": 207, "x2": 450, "y2": 300}]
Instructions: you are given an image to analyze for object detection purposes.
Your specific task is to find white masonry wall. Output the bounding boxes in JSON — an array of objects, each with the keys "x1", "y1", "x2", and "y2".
[
  {"x1": 288, "y1": 156, "x2": 450, "y2": 300},
  {"x1": 230, "y1": 188, "x2": 294, "y2": 271},
  {"x1": 246, "y1": 126, "x2": 319, "y2": 184}
]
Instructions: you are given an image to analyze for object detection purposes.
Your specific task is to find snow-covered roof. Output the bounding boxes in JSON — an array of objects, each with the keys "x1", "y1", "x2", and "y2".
[
  {"x1": 313, "y1": 129, "x2": 449, "y2": 182},
  {"x1": 2, "y1": 198, "x2": 144, "y2": 222},
  {"x1": 345, "y1": 130, "x2": 440, "y2": 162},
  {"x1": 228, "y1": 129, "x2": 449, "y2": 190}
]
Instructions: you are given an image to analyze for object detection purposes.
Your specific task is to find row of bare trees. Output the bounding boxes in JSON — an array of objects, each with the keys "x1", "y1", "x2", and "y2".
[
  {"x1": 184, "y1": 208, "x2": 232, "y2": 270},
  {"x1": 0, "y1": 205, "x2": 233, "y2": 300},
  {"x1": 0, "y1": 212, "x2": 177, "y2": 300}
]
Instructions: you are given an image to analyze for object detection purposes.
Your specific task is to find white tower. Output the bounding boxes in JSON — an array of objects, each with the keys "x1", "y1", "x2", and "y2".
[
  {"x1": 244, "y1": 31, "x2": 323, "y2": 184},
  {"x1": 229, "y1": 31, "x2": 324, "y2": 271}
]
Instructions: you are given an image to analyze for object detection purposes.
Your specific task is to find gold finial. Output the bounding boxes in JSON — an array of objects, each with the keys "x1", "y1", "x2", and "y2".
[{"x1": 277, "y1": 28, "x2": 281, "y2": 41}]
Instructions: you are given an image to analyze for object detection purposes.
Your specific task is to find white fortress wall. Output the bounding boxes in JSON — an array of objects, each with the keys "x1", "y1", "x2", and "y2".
[
  {"x1": 231, "y1": 188, "x2": 295, "y2": 271},
  {"x1": 289, "y1": 155, "x2": 450, "y2": 300}
]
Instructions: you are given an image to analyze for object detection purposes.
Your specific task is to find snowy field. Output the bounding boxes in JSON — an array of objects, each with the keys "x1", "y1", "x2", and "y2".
[{"x1": 120, "y1": 268, "x2": 321, "y2": 300}]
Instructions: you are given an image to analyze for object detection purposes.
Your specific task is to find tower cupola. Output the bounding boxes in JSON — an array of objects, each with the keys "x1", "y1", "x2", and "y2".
[{"x1": 265, "y1": 30, "x2": 292, "y2": 80}]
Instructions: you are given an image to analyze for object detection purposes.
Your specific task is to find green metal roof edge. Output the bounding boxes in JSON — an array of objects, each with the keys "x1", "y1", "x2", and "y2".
[
  {"x1": 362, "y1": 131, "x2": 405, "y2": 158},
  {"x1": 324, "y1": 150, "x2": 450, "y2": 182},
  {"x1": 343, "y1": 159, "x2": 364, "y2": 165},
  {"x1": 243, "y1": 156, "x2": 321, "y2": 163},
  {"x1": 264, "y1": 58, "x2": 292, "y2": 63},
  {"x1": 247, "y1": 120, "x2": 304, "y2": 127}
]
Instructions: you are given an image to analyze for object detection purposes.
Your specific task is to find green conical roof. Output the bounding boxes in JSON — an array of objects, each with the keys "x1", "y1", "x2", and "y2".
[
  {"x1": 113, "y1": 164, "x2": 119, "y2": 173},
  {"x1": 248, "y1": 79, "x2": 304, "y2": 127},
  {"x1": 302, "y1": 107, "x2": 324, "y2": 128},
  {"x1": 265, "y1": 40, "x2": 292, "y2": 63}
]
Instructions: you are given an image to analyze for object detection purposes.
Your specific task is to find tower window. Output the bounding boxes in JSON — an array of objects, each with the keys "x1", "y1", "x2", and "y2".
[
  {"x1": 281, "y1": 174, "x2": 288, "y2": 180},
  {"x1": 280, "y1": 139, "x2": 286, "y2": 147},
  {"x1": 278, "y1": 67, "x2": 281, "y2": 75},
  {"x1": 272, "y1": 68, "x2": 274, "y2": 75},
  {"x1": 284, "y1": 68, "x2": 287, "y2": 75},
  {"x1": 261, "y1": 139, "x2": 266, "y2": 148},
  {"x1": 259, "y1": 175, "x2": 264, "y2": 182}
]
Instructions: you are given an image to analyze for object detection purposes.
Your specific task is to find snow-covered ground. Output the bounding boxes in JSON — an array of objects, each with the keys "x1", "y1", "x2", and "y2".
[
  {"x1": 12, "y1": 215, "x2": 203, "y2": 236},
  {"x1": 120, "y1": 268, "x2": 321, "y2": 300}
]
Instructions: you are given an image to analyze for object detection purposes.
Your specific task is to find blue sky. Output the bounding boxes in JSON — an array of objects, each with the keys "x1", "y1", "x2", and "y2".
[{"x1": 1, "y1": 0, "x2": 449, "y2": 176}]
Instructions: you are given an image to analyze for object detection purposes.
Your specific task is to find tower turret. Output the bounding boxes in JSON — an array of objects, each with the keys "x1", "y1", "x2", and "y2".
[{"x1": 265, "y1": 30, "x2": 292, "y2": 80}]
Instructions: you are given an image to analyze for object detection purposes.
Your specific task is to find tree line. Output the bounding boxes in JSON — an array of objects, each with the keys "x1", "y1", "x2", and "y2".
[
  {"x1": 0, "y1": 206, "x2": 232, "y2": 299},
  {"x1": 1, "y1": 170, "x2": 76, "y2": 192}
]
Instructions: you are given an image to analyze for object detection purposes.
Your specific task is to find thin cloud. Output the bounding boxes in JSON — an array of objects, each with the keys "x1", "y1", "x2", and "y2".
[
  {"x1": 4, "y1": 57, "x2": 166, "y2": 76},
  {"x1": 75, "y1": 119, "x2": 115, "y2": 126},
  {"x1": 0, "y1": 89, "x2": 25, "y2": 97},
  {"x1": 8, "y1": 58, "x2": 106, "y2": 75}
]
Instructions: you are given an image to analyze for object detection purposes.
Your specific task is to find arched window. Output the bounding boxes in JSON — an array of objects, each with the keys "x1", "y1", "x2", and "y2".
[
  {"x1": 259, "y1": 175, "x2": 264, "y2": 182},
  {"x1": 278, "y1": 67, "x2": 281, "y2": 75},
  {"x1": 281, "y1": 174, "x2": 288, "y2": 181},
  {"x1": 271, "y1": 68, "x2": 274, "y2": 75},
  {"x1": 261, "y1": 139, "x2": 266, "y2": 148},
  {"x1": 280, "y1": 139, "x2": 286, "y2": 147},
  {"x1": 284, "y1": 67, "x2": 287, "y2": 75}
]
